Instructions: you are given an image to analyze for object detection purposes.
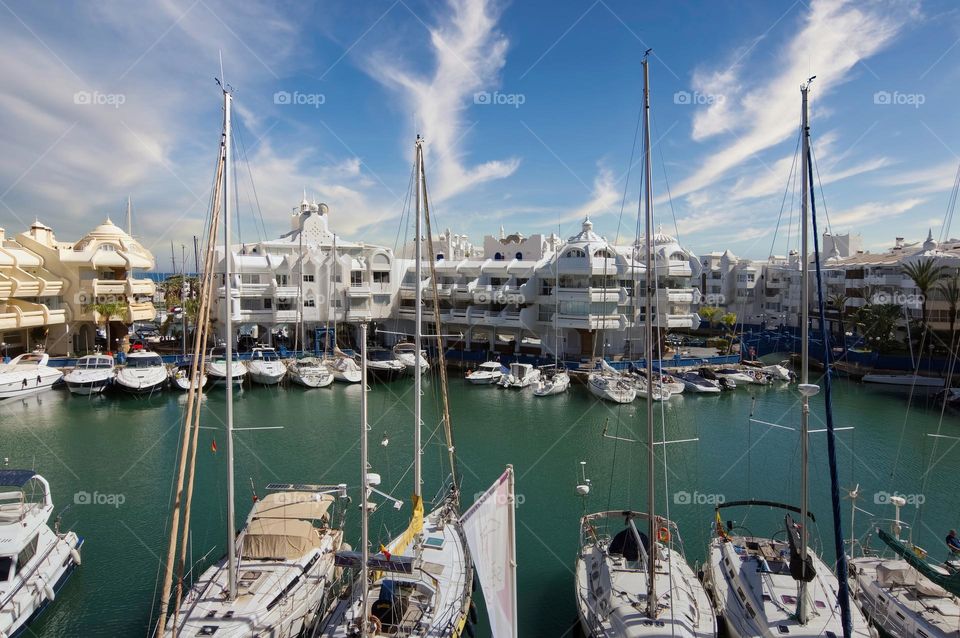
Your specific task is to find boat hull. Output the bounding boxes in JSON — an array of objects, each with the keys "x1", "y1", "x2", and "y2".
[
  {"x1": 0, "y1": 373, "x2": 63, "y2": 400},
  {"x1": 65, "y1": 376, "x2": 112, "y2": 395}
]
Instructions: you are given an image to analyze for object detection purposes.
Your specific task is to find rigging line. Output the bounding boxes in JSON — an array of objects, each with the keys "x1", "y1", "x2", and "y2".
[
  {"x1": 232, "y1": 122, "x2": 268, "y2": 242},
  {"x1": 650, "y1": 107, "x2": 681, "y2": 244},
  {"x1": 768, "y1": 126, "x2": 803, "y2": 259},
  {"x1": 809, "y1": 143, "x2": 834, "y2": 236},
  {"x1": 615, "y1": 107, "x2": 643, "y2": 246},
  {"x1": 938, "y1": 161, "x2": 960, "y2": 243}
]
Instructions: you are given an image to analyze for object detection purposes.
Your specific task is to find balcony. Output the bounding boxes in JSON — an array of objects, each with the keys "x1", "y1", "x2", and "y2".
[
  {"x1": 92, "y1": 280, "x2": 128, "y2": 296},
  {"x1": 346, "y1": 284, "x2": 372, "y2": 297},
  {"x1": 127, "y1": 302, "x2": 156, "y2": 322},
  {"x1": 127, "y1": 279, "x2": 155, "y2": 296}
]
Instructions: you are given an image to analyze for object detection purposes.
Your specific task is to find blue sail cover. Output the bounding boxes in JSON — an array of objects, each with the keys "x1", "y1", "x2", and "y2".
[{"x1": 0, "y1": 470, "x2": 37, "y2": 487}]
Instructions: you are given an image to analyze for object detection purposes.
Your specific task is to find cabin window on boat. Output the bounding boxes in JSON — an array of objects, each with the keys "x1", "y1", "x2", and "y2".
[
  {"x1": 128, "y1": 356, "x2": 162, "y2": 368},
  {"x1": 16, "y1": 534, "x2": 39, "y2": 572},
  {"x1": 0, "y1": 556, "x2": 13, "y2": 581}
]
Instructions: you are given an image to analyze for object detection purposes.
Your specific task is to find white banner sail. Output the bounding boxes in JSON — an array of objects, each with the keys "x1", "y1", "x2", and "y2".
[{"x1": 461, "y1": 466, "x2": 517, "y2": 638}]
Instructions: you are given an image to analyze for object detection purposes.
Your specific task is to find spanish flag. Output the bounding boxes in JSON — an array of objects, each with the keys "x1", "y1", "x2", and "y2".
[
  {"x1": 211, "y1": 438, "x2": 217, "y2": 454},
  {"x1": 716, "y1": 511, "x2": 728, "y2": 539},
  {"x1": 379, "y1": 544, "x2": 391, "y2": 560}
]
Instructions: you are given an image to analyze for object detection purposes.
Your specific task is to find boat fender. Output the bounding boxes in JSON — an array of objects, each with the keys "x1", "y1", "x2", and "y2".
[
  {"x1": 44, "y1": 583, "x2": 55, "y2": 601},
  {"x1": 469, "y1": 600, "x2": 478, "y2": 624},
  {"x1": 70, "y1": 548, "x2": 82, "y2": 565}
]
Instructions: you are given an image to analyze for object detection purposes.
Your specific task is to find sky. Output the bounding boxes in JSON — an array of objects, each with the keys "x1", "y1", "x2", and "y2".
[{"x1": 1, "y1": 0, "x2": 959, "y2": 271}]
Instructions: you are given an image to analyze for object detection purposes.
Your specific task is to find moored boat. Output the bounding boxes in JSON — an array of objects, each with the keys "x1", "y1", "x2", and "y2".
[
  {"x1": 0, "y1": 352, "x2": 63, "y2": 400},
  {"x1": 465, "y1": 361, "x2": 505, "y2": 385},
  {"x1": 64, "y1": 353, "x2": 115, "y2": 395},
  {"x1": 246, "y1": 346, "x2": 286, "y2": 385},
  {"x1": 114, "y1": 351, "x2": 168, "y2": 395}
]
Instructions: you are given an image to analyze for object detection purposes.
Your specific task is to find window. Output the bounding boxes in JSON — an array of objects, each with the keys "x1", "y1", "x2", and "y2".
[
  {"x1": 436, "y1": 253, "x2": 445, "y2": 261},
  {"x1": 350, "y1": 271, "x2": 363, "y2": 286},
  {"x1": 670, "y1": 252, "x2": 685, "y2": 261},
  {"x1": 564, "y1": 248, "x2": 586, "y2": 258},
  {"x1": 494, "y1": 252, "x2": 504, "y2": 260},
  {"x1": 374, "y1": 294, "x2": 390, "y2": 305},
  {"x1": 275, "y1": 274, "x2": 289, "y2": 286},
  {"x1": 303, "y1": 298, "x2": 316, "y2": 307},
  {"x1": 594, "y1": 248, "x2": 614, "y2": 258},
  {"x1": 240, "y1": 273, "x2": 261, "y2": 285},
  {"x1": 16, "y1": 535, "x2": 38, "y2": 572},
  {"x1": 0, "y1": 556, "x2": 12, "y2": 582},
  {"x1": 303, "y1": 274, "x2": 314, "y2": 282},
  {"x1": 263, "y1": 298, "x2": 272, "y2": 310},
  {"x1": 98, "y1": 243, "x2": 117, "y2": 252},
  {"x1": 515, "y1": 252, "x2": 523, "y2": 260},
  {"x1": 240, "y1": 298, "x2": 260, "y2": 311},
  {"x1": 373, "y1": 271, "x2": 390, "y2": 284},
  {"x1": 277, "y1": 300, "x2": 292, "y2": 311}
]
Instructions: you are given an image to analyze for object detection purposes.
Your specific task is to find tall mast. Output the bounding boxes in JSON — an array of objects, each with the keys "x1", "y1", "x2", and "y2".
[
  {"x1": 359, "y1": 323, "x2": 370, "y2": 638},
  {"x1": 414, "y1": 137, "x2": 423, "y2": 499},
  {"x1": 298, "y1": 215, "x2": 304, "y2": 354},
  {"x1": 223, "y1": 86, "x2": 237, "y2": 601},
  {"x1": 126, "y1": 196, "x2": 132, "y2": 236},
  {"x1": 642, "y1": 52, "x2": 658, "y2": 619},
  {"x1": 797, "y1": 78, "x2": 813, "y2": 624}
]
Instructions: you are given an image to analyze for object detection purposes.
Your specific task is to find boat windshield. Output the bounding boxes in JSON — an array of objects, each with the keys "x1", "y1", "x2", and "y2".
[
  {"x1": 77, "y1": 358, "x2": 112, "y2": 369},
  {"x1": 127, "y1": 356, "x2": 163, "y2": 368},
  {"x1": 253, "y1": 350, "x2": 279, "y2": 361}
]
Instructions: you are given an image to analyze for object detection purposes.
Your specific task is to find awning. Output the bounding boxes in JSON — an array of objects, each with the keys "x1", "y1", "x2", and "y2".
[
  {"x1": 250, "y1": 491, "x2": 333, "y2": 521},
  {"x1": 242, "y1": 518, "x2": 321, "y2": 560}
]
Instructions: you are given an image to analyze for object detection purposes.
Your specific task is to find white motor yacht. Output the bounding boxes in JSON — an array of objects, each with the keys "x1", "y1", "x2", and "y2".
[
  {"x1": 64, "y1": 354, "x2": 115, "y2": 395},
  {"x1": 0, "y1": 352, "x2": 63, "y2": 400},
  {"x1": 498, "y1": 362, "x2": 541, "y2": 388},
  {"x1": 392, "y1": 342, "x2": 428, "y2": 374},
  {"x1": 0, "y1": 470, "x2": 82, "y2": 638},
  {"x1": 246, "y1": 347, "x2": 286, "y2": 385},
  {"x1": 114, "y1": 351, "x2": 168, "y2": 395},
  {"x1": 465, "y1": 361, "x2": 505, "y2": 385},
  {"x1": 205, "y1": 348, "x2": 247, "y2": 386}
]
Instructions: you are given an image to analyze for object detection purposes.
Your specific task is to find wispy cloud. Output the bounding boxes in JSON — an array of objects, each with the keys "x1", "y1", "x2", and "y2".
[
  {"x1": 362, "y1": 0, "x2": 519, "y2": 201},
  {"x1": 829, "y1": 197, "x2": 926, "y2": 228},
  {"x1": 672, "y1": 0, "x2": 917, "y2": 201}
]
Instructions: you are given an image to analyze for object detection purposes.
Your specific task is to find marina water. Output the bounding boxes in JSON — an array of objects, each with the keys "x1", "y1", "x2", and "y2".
[{"x1": 5, "y1": 371, "x2": 955, "y2": 637}]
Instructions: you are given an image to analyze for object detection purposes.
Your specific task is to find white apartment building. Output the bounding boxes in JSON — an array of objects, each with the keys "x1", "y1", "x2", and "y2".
[
  {"x1": 394, "y1": 218, "x2": 702, "y2": 360},
  {"x1": 212, "y1": 198, "x2": 400, "y2": 349},
  {"x1": 16, "y1": 218, "x2": 156, "y2": 354}
]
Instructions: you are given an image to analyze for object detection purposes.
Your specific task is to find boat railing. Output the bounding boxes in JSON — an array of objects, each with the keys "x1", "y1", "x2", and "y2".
[{"x1": 0, "y1": 532, "x2": 72, "y2": 612}]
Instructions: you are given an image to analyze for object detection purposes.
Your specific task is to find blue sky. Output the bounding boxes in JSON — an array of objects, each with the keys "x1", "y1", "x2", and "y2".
[{"x1": 1, "y1": 0, "x2": 958, "y2": 270}]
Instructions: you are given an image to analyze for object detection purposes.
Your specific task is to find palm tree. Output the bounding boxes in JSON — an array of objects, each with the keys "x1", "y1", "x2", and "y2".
[
  {"x1": 86, "y1": 300, "x2": 128, "y2": 352},
  {"x1": 699, "y1": 305, "x2": 720, "y2": 331},
  {"x1": 720, "y1": 312, "x2": 738, "y2": 354},
  {"x1": 853, "y1": 303, "x2": 902, "y2": 353},
  {"x1": 938, "y1": 271, "x2": 960, "y2": 354},
  {"x1": 901, "y1": 257, "x2": 947, "y2": 341}
]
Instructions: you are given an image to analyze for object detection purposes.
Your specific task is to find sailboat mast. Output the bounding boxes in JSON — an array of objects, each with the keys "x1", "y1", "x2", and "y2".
[
  {"x1": 642, "y1": 53, "x2": 658, "y2": 619},
  {"x1": 223, "y1": 87, "x2": 238, "y2": 601},
  {"x1": 126, "y1": 196, "x2": 132, "y2": 236},
  {"x1": 359, "y1": 323, "x2": 370, "y2": 638},
  {"x1": 414, "y1": 137, "x2": 423, "y2": 499},
  {"x1": 798, "y1": 79, "x2": 812, "y2": 622}
]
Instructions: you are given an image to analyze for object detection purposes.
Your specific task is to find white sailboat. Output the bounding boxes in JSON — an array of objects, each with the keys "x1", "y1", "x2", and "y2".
[
  {"x1": 393, "y1": 342, "x2": 429, "y2": 374},
  {"x1": 64, "y1": 353, "x2": 115, "y2": 395},
  {"x1": 576, "y1": 54, "x2": 716, "y2": 638},
  {"x1": 534, "y1": 252, "x2": 570, "y2": 397},
  {"x1": 588, "y1": 367, "x2": 637, "y2": 403},
  {"x1": 316, "y1": 135, "x2": 473, "y2": 638},
  {"x1": 287, "y1": 357, "x2": 334, "y2": 388},
  {"x1": 0, "y1": 352, "x2": 63, "y2": 399},
  {"x1": 703, "y1": 79, "x2": 873, "y2": 638},
  {"x1": 498, "y1": 361, "x2": 541, "y2": 388},
  {"x1": 160, "y1": 83, "x2": 348, "y2": 638},
  {"x1": 0, "y1": 470, "x2": 82, "y2": 637}
]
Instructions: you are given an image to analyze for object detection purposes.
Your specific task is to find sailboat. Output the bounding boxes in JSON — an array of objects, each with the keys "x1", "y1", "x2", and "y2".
[
  {"x1": 157, "y1": 83, "x2": 349, "y2": 637},
  {"x1": 575, "y1": 53, "x2": 716, "y2": 638},
  {"x1": 322, "y1": 235, "x2": 362, "y2": 384},
  {"x1": 534, "y1": 247, "x2": 570, "y2": 397},
  {"x1": 702, "y1": 79, "x2": 873, "y2": 638},
  {"x1": 316, "y1": 135, "x2": 474, "y2": 637}
]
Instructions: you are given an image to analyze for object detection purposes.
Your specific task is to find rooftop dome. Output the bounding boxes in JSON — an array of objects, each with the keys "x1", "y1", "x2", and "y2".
[
  {"x1": 923, "y1": 228, "x2": 937, "y2": 252},
  {"x1": 567, "y1": 216, "x2": 603, "y2": 243},
  {"x1": 83, "y1": 217, "x2": 131, "y2": 241}
]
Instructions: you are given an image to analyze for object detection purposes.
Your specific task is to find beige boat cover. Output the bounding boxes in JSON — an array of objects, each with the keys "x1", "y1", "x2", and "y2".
[
  {"x1": 250, "y1": 492, "x2": 333, "y2": 521},
  {"x1": 877, "y1": 560, "x2": 951, "y2": 597},
  {"x1": 240, "y1": 492, "x2": 333, "y2": 560}
]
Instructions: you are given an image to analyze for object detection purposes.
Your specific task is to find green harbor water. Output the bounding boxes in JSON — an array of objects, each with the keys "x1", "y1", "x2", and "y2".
[{"x1": 4, "y1": 367, "x2": 958, "y2": 637}]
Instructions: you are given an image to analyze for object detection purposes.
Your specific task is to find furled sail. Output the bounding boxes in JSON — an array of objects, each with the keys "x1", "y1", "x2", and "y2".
[{"x1": 460, "y1": 466, "x2": 517, "y2": 638}]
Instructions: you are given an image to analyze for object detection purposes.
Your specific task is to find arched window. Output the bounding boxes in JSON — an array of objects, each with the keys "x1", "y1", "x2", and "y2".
[
  {"x1": 670, "y1": 252, "x2": 685, "y2": 261},
  {"x1": 564, "y1": 248, "x2": 586, "y2": 258},
  {"x1": 436, "y1": 253, "x2": 444, "y2": 261},
  {"x1": 515, "y1": 252, "x2": 523, "y2": 260},
  {"x1": 594, "y1": 248, "x2": 614, "y2": 258},
  {"x1": 494, "y1": 252, "x2": 504, "y2": 261}
]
